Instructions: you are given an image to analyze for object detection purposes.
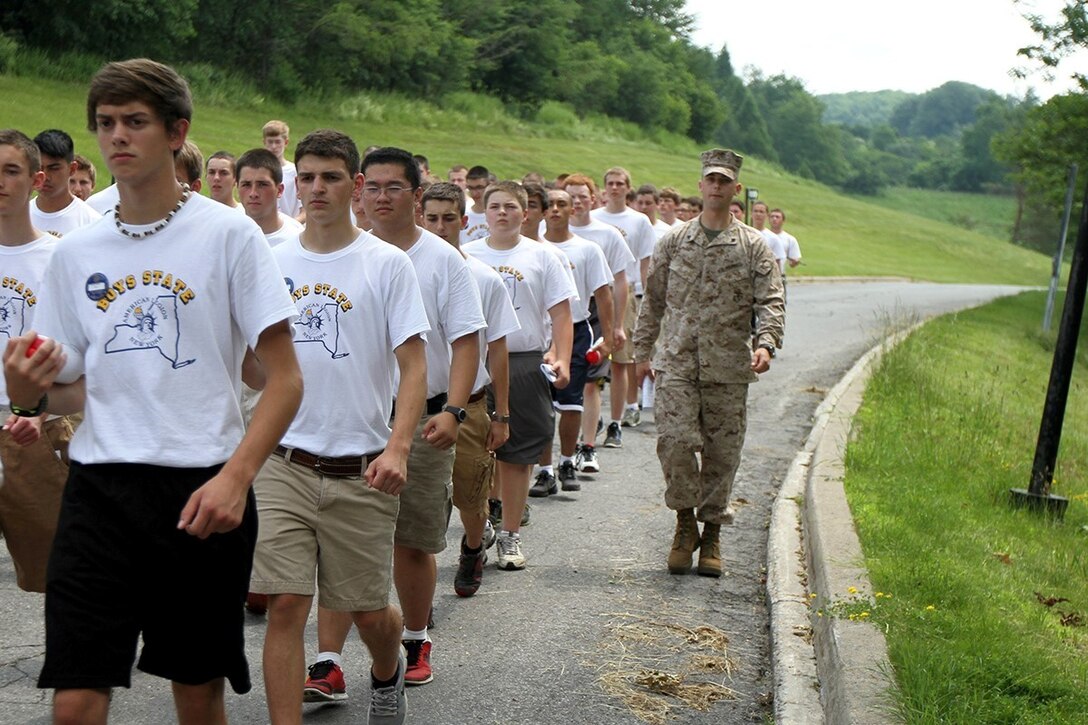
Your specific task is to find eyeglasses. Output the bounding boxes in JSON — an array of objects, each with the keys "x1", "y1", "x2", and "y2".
[{"x1": 362, "y1": 184, "x2": 412, "y2": 198}]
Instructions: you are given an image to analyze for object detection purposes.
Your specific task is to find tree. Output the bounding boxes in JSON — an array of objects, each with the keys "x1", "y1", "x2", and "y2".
[{"x1": 1015, "y1": 0, "x2": 1088, "y2": 89}]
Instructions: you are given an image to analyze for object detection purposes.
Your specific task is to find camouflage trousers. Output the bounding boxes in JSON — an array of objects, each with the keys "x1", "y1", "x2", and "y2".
[{"x1": 654, "y1": 373, "x2": 748, "y2": 525}]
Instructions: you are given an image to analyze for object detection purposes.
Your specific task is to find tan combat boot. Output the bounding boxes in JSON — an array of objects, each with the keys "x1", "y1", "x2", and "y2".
[
  {"x1": 697, "y1": 522, "x2": 722, "y2": 577},
  {"x1": 667, "y1": 509, "x2": 700, "y2": 574}
]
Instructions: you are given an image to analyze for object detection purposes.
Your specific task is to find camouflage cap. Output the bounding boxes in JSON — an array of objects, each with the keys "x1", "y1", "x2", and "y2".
[{"x1": 701, "y1": 148, "x2": 743, "y2": 181}]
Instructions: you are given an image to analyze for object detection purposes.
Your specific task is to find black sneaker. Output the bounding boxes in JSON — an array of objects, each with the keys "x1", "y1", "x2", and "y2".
[
  {"x1": 575, "y1": 444, "x2": 600, "y2": 473},
  {"x1": 603, "y1": 422, "x2": 623, "y2": 448},
  {"x1": 558, "y1": 460, "x2": 579, "y2": 491},
  {"x1": 454, "y1": 536, "x2": 486, "y2": 597},
  {"x1": 487, "y1": 499, "x2": 502, "y2": 527},
  {"x1": 529, "y1": 469, "x2": 557, "y2": 497}
]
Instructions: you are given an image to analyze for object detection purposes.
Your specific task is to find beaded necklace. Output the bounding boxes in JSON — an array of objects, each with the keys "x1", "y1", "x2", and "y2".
[{"x1": 114, "y1": 184, "x2": 192, "y2": 239}]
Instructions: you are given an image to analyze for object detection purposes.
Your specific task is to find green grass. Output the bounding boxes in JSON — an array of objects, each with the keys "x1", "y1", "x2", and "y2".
[
  {"x1": 0, "y1": 71, "x2": 1060, "y2": 286},
  {"x1": 844, "y1": 291, "x2": 1088, "y2": 724},
  {"x1": 855, "y1": 186, "x2": 1019, "y2": 245}
]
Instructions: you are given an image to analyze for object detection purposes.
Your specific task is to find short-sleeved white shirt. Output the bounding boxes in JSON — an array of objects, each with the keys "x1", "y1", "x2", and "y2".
[
  {"x1": 652, "y1": 218, "x2": 672, "y2": 239},
  {"x1": 761, "y1": 229, "x2": 787, "y2": 268},
  {"x1": 31, "y1": 196, "x2": 102, "y2": 238},
  {"x1": 591, "y1": 207, "x2": 655, "y2": 291},
  {"x1": 33, "y1": 194, "x2": 298, "y2": 467},
  {"x1": 0, "y1": 235, "x2": 57, "y2": 406},
  {"x1": 265, "y1": 214, "x2": 304, "y2": 247},
  {"x1": 273, "y1": 231, "x2": 429, "y2": 456},
  {"x1": 464, "y1": 255, "x2": 521, "y2": 392},
  {"x1": 547, "y1": 235, "x2": 613, "y2": 323},
  {"x1": 461, "y1": 209, "x2": 489, "y2": 244},
  {"x1": 463, "y1": 236, "x2": 576, "y2": 353},
  {"x1": 85, "y1": 184, "x2": 119, "y2": 215},
  {"x1": 278, "y1": 161, "x2": 300, "y2": 218},
  {"x1": 568, "y1": 219, "x2": 635, "y2": 282},
  {"x1": 780, "y1": 230, "x2": 802, "y2": 274},
  {"x1": 400, "y1": 229, "x2": 486, "y2": 398}
]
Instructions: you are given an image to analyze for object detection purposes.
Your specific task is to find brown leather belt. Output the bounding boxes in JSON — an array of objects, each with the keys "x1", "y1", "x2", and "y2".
[
  {"x1": 467, "y1": 389, "x2": 486, "y2": 404},
  {"x1": 273, "y1": 445, "x2": 381, "y2": 477}
]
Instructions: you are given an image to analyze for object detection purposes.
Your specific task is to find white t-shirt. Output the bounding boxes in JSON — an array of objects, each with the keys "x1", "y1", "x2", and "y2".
[
  {"x1": 463, "y1": 236, "x2": 576, "y2": 353},
  {"x1": 34, "y1": 193, "x2": 297, "y2": 467},
  {"x1": 400, "y1": 229, "x2": 486, "y2": 398},
  {"x1": 590, "y1": 207, "x2": 655, "y2": 293},
  {"x1": 461, "y1": 209, "x2": 489, "y2": 244},
  {"x1": 273, "y1": 232, "x2": 429, "y2": 456},
  {"x1": 760, "y1": 229, "x2": 787, "y2": 269},
  {"x1": 85, "y1": 184, "x2": 119, "y2": 215},
  {"x1": 31, "y1": 196, "x2": 102, "y2": 238},
  {"x1": 547, "y1": 235, "x2": 612, "y2": 323},
  {"x1": 568, "y1": 218, "x2": 635, "y2": 283},
  {"x1": 652, "y1": 218, "x2": 672, "y2": 239},
  {"x1": 265, "y1": 214, "x2": 304, "y2": 248},
  {"x1": 464, "y1": 255, "x2": 521, "y2": 392},
  {"x1": 0, "y1": 235, "x2": 58, "y2": 406},
  {"x1": 278, "y1": 161, "x2": 300, "y2": 218},
  {"x1": 779, "y1": 230, "x2": 802, "y2": 274}
]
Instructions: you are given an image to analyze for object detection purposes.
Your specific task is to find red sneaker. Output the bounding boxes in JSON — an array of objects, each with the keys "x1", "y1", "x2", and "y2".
[
  {"x1": 402, "y1": 639, "x2": 433, "y2": 686},
  {"x1": 303, "y1": 660, "x2": 347, "y2": 702}
]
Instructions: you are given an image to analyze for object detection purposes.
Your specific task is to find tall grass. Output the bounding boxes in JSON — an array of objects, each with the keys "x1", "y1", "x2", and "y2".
[{"x1": 845, "y1": 291, "x2": 1088, "y2": 724}]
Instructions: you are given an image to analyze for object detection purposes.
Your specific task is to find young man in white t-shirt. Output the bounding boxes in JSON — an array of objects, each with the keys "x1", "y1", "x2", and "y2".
[
  {"x1": 69, "y1": 153, "x2": 96, "y2": 201},
  {"x1": 309, "y1": 148, "x2": 486, "y2": 691},
  {"x1": 263, "y1": 120, "x2": 300, "y2": 219},
  {"x1": 464, "y1": 181, "x2": 575, "y2": 571},
  {"x1": 659, "y1": 186, "x2": 682, "y2": 227},
  {"x1": 205, "y1": 151, "x2": 244, "y2": 212},
  {"x1": 0, "y1": 129, "x2": 75, "y2": 596},
  {"x1": 4, "y1": 59, "x2": 303, "y2": 725},
  {"x1": 557, "y1": 174, "x2": 634, "y2": 474},
  {"x1": 236, "y1": 148, "x2": 304, "y2": 247},
  {"x1": 30, "y1": 129, "x2": 101, "y2": 237},
  {"x1": 769, "y1": 208, "x2": 802, "y2": 273},
  {"x1": 751, "y1": 201, "x2": 787, "y2": 270},
  {"x1": 529, "y1": 188, "x2": 614, "y2": 495},
  {"x1": 447, "y1": 164, "x2": 468, "y2": 190},
  {"x1": 420, "y1": 182, "x2": 520, "y2": 598},
  {"x1": 460, "y1": 164, "x2": 490, "y2": 243},
  {"x1": 590, "y1": 167, "x2": 655, "y2": 446},
  {"x1": 251, "y1": 130, "x2": 426, "y2": 724},
  {"x1": 634, "y1": 184, "x2": 673, "y2": 239}
]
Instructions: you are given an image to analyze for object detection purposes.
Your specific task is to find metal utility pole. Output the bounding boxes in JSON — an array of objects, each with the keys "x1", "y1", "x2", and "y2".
[
  {"x1": 1044, "y1": 164, "x2": 1078, "y2": 332},
  {"x1": 1011, "y1": 178, "x2": 1088, "y2": 518}
]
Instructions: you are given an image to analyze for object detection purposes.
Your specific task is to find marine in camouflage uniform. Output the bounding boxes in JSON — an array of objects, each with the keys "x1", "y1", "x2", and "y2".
[{"x1": 633, "y1": 148, "x2": 784, "y2": 577}]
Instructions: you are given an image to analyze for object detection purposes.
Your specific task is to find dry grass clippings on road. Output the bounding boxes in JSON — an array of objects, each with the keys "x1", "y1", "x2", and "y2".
[{"x1": 591, "y1": 612, "x2": 738, "y2": 724}]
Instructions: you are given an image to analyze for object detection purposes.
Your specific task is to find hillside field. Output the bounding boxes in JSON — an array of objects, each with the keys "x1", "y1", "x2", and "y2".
[{"x1": 0, "y1": 73, "x2": 1059, "y2": 287}]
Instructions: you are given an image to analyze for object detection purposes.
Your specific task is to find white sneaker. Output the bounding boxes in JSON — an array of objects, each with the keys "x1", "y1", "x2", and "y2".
[
  {"x1": 575, "y1": 445, "x2": 600, "y2": 473},
  {"x1": 482, "y1": 519, "x2": 497, "y2": 549},
  {"x1": 496, "y1": 531, "x2": 526, "y2": 570}
]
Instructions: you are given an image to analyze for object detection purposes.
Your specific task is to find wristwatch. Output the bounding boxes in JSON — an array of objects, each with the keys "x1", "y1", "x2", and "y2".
[
  {"x1": 443, "y1": 404, "x2": 467, "y2": 423},
  {"x1": 10, "y1": 393, "x2": 47, "y2": 417},
  {"x1": 489, "y1": 411, "x2": 511, "y2": 424},
  {"x1": 758, "y1": 343, "x2": 776, "y2": 359}
]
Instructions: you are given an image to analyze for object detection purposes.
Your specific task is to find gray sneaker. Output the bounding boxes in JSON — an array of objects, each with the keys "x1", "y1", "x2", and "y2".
[
  {"x1": 558, "y1": 460, "x2": 579, "y2": 491},
  {"x1": 482, "y1": 519, "x2": 497, "y2": 550},
  {"x1": 496, "y1": 531, "x2": 526, "y2": 570},
  {"x1": 603, "y1": 422, "x2": 623, "y2": 448},
  {"x1": 369, "y1": 647, "x2": 407, "y2": 724},
  {"x1": 621, "y1": 408, "x2": 641, "y2": 427},
  {"x1": 529, "y1": 469, "x2": 557, "y2": 497}
]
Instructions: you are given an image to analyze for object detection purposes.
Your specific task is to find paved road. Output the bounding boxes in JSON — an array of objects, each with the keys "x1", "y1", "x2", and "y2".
[{"x1": 0, "y1": 281, "x2": 1024, "y2": 724}]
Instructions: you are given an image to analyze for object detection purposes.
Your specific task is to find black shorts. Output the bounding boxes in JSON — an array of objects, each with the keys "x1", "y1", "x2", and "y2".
[
  {"x1": 490, "y1": 351, "x2": 554, "y2": 464},
  {"x1": 553, "y1": 320, "x2": 593, "y2": 411},
  {"x1": 38, "y1": 461, "x2": 258, "y2": 693}
]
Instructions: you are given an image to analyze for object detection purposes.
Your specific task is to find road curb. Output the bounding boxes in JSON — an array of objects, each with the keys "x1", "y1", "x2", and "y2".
[{"x1": 768, "y1": 325, "x2": 920, "y2": 725}]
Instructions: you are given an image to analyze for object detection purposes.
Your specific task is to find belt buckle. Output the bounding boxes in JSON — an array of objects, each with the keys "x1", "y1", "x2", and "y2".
[{"x1": 313, "y1": 455, "x2": 330, "y2": 475}]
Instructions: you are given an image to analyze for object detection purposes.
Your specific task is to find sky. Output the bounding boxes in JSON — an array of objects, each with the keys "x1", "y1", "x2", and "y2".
[{"x1": 686, "y1": 0, "x2": 1088, "y2": 99}]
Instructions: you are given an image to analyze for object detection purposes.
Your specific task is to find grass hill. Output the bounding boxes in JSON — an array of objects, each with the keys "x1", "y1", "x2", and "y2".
[{"x1": 1, "y1": 72, "x2": 1057, "y2": 287}]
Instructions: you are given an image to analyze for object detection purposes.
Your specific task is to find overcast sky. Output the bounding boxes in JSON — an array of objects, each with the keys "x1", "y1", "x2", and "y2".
[{"x1": 686, "y1": 0, "x2": 1088, "y2": 99}]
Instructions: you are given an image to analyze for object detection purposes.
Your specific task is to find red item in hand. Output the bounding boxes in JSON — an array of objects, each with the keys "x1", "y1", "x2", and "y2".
[{"x1": 25, "y1": 335, "x2": 47, "y2": 358}]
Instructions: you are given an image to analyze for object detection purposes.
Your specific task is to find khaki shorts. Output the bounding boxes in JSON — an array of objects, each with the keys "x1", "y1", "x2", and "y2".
[
  {"x1": 610, "y1": 286, "x2": 638, "y2": 364},
  {"x1": 0, "y1": 416, "x2": 74, "y2": 593},
  {"x1": 452, "y1": 396, "x2": 494, "y2": 519},
  {"x1": 250, "y1": 455, "x2": 399, "y2": 612},
  {"x1": 395, "y1": 414, "x2": 455, "y2": 553}
]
